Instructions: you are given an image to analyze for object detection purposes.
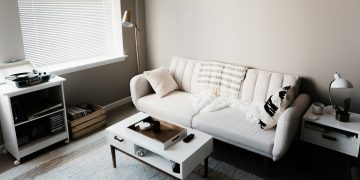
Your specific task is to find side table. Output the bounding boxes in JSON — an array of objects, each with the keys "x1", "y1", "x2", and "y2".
[{"x1": 301, "y1": 107, "x2": 360, "y2": 157}]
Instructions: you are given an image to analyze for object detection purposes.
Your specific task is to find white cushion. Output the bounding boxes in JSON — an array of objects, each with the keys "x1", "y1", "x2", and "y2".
[
  {"x1": 137, "y1": 91, "x2": 197, "y2": 127},
  {"x1": 167, "y1": 58, "x2": 300, "y2": 101},
  {"x1": 144, "y1": 67, "x2": 178, "y2": 98},
  {"x1": 192, "y1": 108, "x2": 276, "y2": 154},
  {"x1": 169, "y1": 57, "x2": 198, "y2": 92}
]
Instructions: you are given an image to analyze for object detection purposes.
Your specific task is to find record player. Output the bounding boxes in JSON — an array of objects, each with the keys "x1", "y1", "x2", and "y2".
[
  {"x1": 0, "y1": 60, "x2": 53, "y2": 88},
  {"x1": 5, "y1": 70, "x2": 52, "y2": 88}
]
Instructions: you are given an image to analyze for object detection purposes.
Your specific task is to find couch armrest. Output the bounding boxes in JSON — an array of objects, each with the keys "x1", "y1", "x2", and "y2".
[
  {"x1": 130, "y1": 74, "x2": 153, "y2": 108},
  {"x1": 272, "y1": 93, "x2": 311, "y2": 161}
]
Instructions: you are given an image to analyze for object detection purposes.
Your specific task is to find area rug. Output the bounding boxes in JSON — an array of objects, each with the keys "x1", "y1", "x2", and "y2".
[{"x1": 0, "y1": 130, "x2": 263, "y2": 180}]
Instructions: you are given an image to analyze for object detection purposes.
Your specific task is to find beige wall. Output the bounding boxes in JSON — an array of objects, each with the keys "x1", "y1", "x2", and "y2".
[
  {"x1": 0, "y1": 0, "x2": 145, "y2": 144},
  {"x1": 62, "y1": 0, "x2": 146, "y2": 106},
  {"x1": 144, "y1": 0, "x2": 360, "y2": 112},
  {"x1": 0, "y1": 0, "x2": 25, "y2": 62}
]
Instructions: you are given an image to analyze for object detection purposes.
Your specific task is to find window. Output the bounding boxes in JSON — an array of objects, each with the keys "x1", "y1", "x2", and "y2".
[{"x1": 18, "y1": 0, "x2": 123, "y2": 68}]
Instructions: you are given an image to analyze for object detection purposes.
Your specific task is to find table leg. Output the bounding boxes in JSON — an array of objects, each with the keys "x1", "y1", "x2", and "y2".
[
  {"x1": 111, "y1": 145, "x2": 116, "y2": 168},
  {"x1": 204, "y1": 157, "x2": 208, "y2": 177}
]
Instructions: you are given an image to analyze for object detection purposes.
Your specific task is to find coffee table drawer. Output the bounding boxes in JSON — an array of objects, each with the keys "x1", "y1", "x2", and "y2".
[{"x1": 107, "y1": 131, "x2": 133, "y2": 152}]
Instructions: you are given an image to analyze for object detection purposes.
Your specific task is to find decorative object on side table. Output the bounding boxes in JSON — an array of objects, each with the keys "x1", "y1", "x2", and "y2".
[
  {"x1": 328, "y1": 72, "x2": 353, "y2": 122},
  {"x1": 312, "y1": 102, "x2": 325, "y2": 115},
  {"x1": 336, "y1": 97, "x2": 351, "y2": 122}
]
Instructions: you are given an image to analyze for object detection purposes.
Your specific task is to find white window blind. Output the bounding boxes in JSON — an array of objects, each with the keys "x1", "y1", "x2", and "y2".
[{"x1": 18, "y1": 0, "x2": 121, "y2": 67}]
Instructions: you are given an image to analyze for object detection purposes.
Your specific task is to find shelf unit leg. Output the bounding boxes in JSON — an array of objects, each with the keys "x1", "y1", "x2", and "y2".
[{"x1": 64, "y1": 139, "x2": 70, "y2": 144}]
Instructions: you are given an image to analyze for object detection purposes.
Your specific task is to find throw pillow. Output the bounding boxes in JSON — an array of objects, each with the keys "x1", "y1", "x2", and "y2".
[
  {"x1": 144, "y1": 67, "x2": 178, "y2": 98},
  {"x1": 197, "y1": 62, "x2": 225, "y2": 96},
  {"x1": 259, "y1": 86, "x2": 295, "y2": 129},
  {"x1": 219, "y1": 63, "x2": 247, "y2": 98}
]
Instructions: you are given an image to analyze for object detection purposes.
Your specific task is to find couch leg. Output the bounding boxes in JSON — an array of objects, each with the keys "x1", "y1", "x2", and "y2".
[{"x1": 264, "y1": 157, "x2": 272, "y2": 178}]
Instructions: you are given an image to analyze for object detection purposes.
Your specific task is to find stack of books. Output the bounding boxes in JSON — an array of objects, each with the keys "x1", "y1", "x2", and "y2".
[
  {"x1": 49, "y1": 112, "x2": 65, "y2": 134},
  {"x1": 66, "y1": 106, "x2": 92, "y2": 120}
]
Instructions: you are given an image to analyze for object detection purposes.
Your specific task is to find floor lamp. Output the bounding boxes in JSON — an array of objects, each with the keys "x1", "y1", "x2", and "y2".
[{"x1": 122, "y1": 10, "x2": 140, "y2": 74}]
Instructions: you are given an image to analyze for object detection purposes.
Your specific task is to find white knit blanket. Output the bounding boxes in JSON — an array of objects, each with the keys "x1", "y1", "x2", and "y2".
[{"x1": 192, "y1": 94, "x2": 271, "y2": 124}]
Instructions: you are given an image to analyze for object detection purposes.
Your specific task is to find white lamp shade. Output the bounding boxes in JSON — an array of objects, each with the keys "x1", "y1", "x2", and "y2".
[{"x1": 330, "y1": 72, "x2": 353, "y2": 89}]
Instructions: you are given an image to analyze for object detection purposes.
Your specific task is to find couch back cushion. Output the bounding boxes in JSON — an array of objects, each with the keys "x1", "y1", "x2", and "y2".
[
  {"x1": 240, "y1": 69, "x2": 300, "y2": 104},
  {"x1": 169, "y1": 57, "x2": 198, "y2": 93},
  {"x1": 169, "y1": 57, "x2": 301, "y2": 102}
]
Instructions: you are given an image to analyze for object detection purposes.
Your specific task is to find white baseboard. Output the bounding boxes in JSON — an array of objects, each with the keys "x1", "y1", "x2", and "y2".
[{"x1": 104, "y1": 96, "x2": 132, "y2": 111}]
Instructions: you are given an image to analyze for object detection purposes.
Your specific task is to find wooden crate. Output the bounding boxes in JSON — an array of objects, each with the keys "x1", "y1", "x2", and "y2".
[{"x1": 68, "y1": 104, "x2": 106, "y2": 139}]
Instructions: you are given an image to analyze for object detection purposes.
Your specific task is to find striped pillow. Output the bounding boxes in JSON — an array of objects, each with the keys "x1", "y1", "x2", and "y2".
[
  {"x1": 197, "y1": 62, "x2": 225, "y2": 95},
  {"x1": 197, "y1": 62, "x2": 248, "y2": 97},
  {"x1": 219, "y1": 64, "x2": 247, "y2": 97}
]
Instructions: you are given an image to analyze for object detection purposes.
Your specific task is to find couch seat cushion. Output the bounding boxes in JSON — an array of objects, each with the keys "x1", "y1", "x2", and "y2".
[
  {"x1": 192, "y1": 108, "x2": 276, "y2": 154},
  {"x1": 137, "y1": 91, "x2": 197, "y2": 127}
]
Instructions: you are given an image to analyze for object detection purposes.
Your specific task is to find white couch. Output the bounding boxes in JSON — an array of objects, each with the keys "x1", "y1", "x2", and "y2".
[{"x1": 130, "y1": 57, "x2": 310, "y2": 161}]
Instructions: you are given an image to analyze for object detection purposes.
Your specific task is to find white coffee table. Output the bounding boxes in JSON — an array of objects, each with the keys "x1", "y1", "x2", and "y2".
[{"x1": 106, "y1": 112, "x2": 213, "y2": 179}]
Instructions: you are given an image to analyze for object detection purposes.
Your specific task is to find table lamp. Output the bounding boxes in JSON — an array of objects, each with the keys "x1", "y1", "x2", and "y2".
[
  {"x1": 329, "y1": 72, "x2": 353, "y2": 108},
  {"x1": 122, "y1": 10, "x2": 140, "y2": 74},
  {"x1": 328, "y1": 72, "x2": 353, "y2": 121}
]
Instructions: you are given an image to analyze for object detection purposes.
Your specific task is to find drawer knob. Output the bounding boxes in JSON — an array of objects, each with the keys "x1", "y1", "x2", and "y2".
[
  {"x1": 114, "y1": 136, "x2": 124, "y2": 142},
  {"x1": 322, "y1": 134, "x2": 337, "y2": 141}
]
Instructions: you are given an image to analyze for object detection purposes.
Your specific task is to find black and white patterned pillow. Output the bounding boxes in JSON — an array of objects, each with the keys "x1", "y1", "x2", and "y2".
[{"x1": 259, "y1": 86, "x2": 295, "y2": 129}]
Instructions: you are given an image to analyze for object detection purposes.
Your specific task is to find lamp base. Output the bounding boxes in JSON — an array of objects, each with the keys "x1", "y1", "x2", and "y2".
[{"x1": 336, "y1": 110, "x2": 350, "y2": 122}]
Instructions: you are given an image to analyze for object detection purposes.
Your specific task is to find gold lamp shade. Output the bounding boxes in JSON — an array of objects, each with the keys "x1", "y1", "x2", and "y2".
[{"x1": 122, "y1": 10, "x2": 134, "y2": 28}]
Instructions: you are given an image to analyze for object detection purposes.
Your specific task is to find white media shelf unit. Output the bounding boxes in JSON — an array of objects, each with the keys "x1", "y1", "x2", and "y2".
[{"x1": 0, "y1": 76, "x2": 70, "y2": 165}]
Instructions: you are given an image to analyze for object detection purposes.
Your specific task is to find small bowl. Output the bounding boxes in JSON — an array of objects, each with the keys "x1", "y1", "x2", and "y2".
[
  {"x1": 312, "y1": 102, "x2": 325, "y2": 115},
  {"x1": 138, "y1": 122, "x2": 152, "y2": 130}
]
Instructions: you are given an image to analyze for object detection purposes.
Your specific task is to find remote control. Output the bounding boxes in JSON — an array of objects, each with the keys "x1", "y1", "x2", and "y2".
[{"x1": 183, "y1": 134, "x2": 194, "y2": 143}]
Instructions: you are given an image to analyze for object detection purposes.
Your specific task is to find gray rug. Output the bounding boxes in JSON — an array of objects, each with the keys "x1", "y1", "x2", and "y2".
[{"x1": 0, "y1": 130, "x2": 263, "y2": 180}]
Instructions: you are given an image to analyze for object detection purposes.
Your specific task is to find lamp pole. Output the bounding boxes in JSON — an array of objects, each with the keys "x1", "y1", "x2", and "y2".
[
  {"x1": 122, "y1": 10, "x2": 141, "y2": 74},
  {"x1": 134, "y1": 25, "x2": 140, "y2": 74}
]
